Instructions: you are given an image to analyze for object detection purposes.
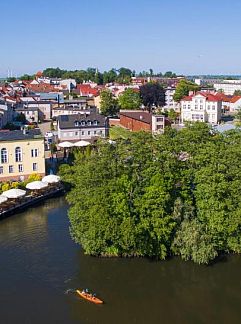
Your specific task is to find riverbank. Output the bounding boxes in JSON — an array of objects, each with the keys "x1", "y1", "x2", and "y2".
[{"x1": 0, "y1": 184, "x2": 64, "y2": 219}]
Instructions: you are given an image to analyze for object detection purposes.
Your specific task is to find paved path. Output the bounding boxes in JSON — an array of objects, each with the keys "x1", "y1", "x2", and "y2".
[{"x1": 38, "y1": 121, "x2": 51, "y2": 135}]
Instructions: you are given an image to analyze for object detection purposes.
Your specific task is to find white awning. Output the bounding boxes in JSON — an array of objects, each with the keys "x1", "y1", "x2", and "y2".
[
  {"x1": 74, "y1": 140, "x2": 90, "y2": 147},
  {"x1": 58, "y1": 141, "x2": 74, "y2": 148},
  {"x1": 2, "y1": 189, "x2": 26, "y2": 199},
  {"x1": 42, "y1": 175, "x2": 60, "y2": 184},
  {"x1": 0, "y1": 196, "x2": 8, "y2": 204},
  {"x1": 26, "y1": 181, "x2": 48, "y2": 190}
]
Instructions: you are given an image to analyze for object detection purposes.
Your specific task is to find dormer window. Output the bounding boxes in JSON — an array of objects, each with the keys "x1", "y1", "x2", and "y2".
[
  {"x1": 87, "y1": 120, "x2": 92, "y2": 126},
  {"x1": 81, "y1": 121, "x2": 85, "y2": 126},
  {"x1": 74, "y1": 121, "x2": 79, "y2": 127},
  {"x1": 93, "y1": 120, "x2": 98, "y2": 126}
]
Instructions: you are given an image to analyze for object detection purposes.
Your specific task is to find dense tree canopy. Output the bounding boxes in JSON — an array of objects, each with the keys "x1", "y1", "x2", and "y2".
[
  {"x1": 173, "y1": 80, "x2": 200, "y2": 102},
  {"x1": 140, "y1": 82, "x2": 165, "y2": 108},
  {"x1": 60, "y1": 123, "x2": 241, "y2": 264},
  {"x1": 100, "y1": 89, "x2": 118, "y2": 116},
  {"x1": 17, "y1": 67, "x2": 179, "y2": 85},
  {"x1": 118, "y1": 88, "x2": 141, "y2": 109}
]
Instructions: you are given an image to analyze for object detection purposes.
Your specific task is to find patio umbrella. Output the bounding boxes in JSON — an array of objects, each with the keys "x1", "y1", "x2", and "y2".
[
  {"x1": 74, "y1": 140, "x2": 90, "y2": 147},
  {"x1": 2, "y1": 189, "x2": 26, "y2": 199},
  {"x1": 0, "y1": 196, "x2": 8, "y2": 204},
  {"x1": 58, "y1": 141, "x2": 74, "y2": 148},
  {"x1": 26, "y1": 181, "x2": 48, "y2": 190},
  {"x1": 42, "y1": 175, "x2": 60, "y2": 184}
]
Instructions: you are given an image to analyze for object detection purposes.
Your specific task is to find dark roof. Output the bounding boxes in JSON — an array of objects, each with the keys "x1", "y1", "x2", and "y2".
[
  {"x1": 0, "y1": 129, "x2": 42, "y2": 142},
  {"x1": 58, "y1": 113, "x2": 107, "y2": 129},
  {"x1": 120, "y1": 111, "x2": 152, "y2": 124},
  {"x1": 15, "y1": 107, "x2": 39, "y2": 111}
]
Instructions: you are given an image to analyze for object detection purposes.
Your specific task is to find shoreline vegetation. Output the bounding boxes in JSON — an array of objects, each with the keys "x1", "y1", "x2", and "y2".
[{"x1": 60, "y1": 123, "x2": 241, "y2": 264}]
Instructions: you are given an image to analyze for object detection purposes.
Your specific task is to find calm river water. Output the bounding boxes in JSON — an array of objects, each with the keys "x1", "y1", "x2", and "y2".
[{"x1": 0, "y1": 197, "x2": 240, "y2": 324}]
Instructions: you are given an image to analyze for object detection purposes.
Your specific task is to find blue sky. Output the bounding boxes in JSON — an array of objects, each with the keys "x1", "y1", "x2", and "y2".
[{"x1": 1, "y1": 0, "x2": 241, "y2": 76}]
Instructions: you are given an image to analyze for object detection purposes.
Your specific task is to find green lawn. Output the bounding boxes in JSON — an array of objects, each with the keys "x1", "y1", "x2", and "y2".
[{"x1": 109, "y1": 126, "x2": 131, "y2": 139}]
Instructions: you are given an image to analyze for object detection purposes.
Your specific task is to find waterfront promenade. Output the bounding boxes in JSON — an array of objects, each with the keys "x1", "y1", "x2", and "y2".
[{"x1": 0, "y1": 184, "x2": 64, "y2": 219}]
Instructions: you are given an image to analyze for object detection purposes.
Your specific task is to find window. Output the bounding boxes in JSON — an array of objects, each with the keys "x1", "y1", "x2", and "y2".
[
  {"x1": 9, "y1": 165, "x2": 14, "y2": 173},
  {"x1": 18, "y1": 164, "x2": 23, "y2": 172},
  {"x1": 75, "y1": 132, "x2": 78, "y2": 136},
  {"x1": 200, "y1": 105, "x2": 203, "y2": 109},
  {"x1": 15, "y1": 147, "x2": 22, "y2": 162},
  {"x1": 81, "y1": 131, "x2": 85, "y2": 135},
  {"x1": 0, "y1": 166, "x2": 3, "y2": 174},
  {"x1": 212, "y1": 106, "x2": 215, "y2": 110},
  {"x1": 93, "y1": 120, "x2": 98, "y2": 126},
  {"x1": 31, "y1": 149, "x2": 38, "y2": 158},
  {"x1": 88, "y1": 131, "x2": 91, "y2": 135},
  {"x1": 88, "y1": 121, "x2": 92, "y2": 126},
  {"x1": 183, "y1": 105, "x2": 186, "y2": 109},
  {"x1": 156, "y1": 117, "x2": 163, "y2": 122},
  {"x1": 195, "y1": 105, "x2": 198, "y2": 110},
  {"x1": 74, "y1": 121, "x2": 79, "y2": 127},
  {"x1": 1, "y1": 148, "x2": 8, "y2": 163},
  {"x1": 33, "y1": 163, "x2": 38, "y2": 171},
  {"x1": 94, "y1": 130, "x2": 96, "y2": 135},
  {"x1": 81, "y1": 121, "x2": 85, "y2": 126}
]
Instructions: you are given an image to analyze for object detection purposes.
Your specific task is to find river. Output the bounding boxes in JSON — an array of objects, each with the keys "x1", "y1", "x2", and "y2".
[{"x1": 0, "y1": 197, "x2": 240, "y2": 324}]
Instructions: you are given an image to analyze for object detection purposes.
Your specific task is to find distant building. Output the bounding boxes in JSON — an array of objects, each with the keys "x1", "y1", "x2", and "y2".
[
  {"x1": 119, "y1": 110, "x2": 170, "y2": 134},
  {"x1": 164, "y1": 87, "x2": 180, "y2": 111},
  {"x1": 214, "y1": 80, "x2": 241, "y2": 95},
  {"x1": 15, "y1": 107, "x2": 40, "y2": 123},
  {"x1": 0, "y1": 102, "x2": 14, "y2": 128},
  {"x1": 57, "y1": 113, "x2": 109, "y2": 142},
  {"x1": 0, "y1": 129, "x2": 45, "y2": 181},
  {"x1": 181, "y1": 92, "x2": 222, "y2": 124}
]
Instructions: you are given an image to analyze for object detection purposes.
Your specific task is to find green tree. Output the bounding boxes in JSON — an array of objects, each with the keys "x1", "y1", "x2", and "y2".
[
  {"x1": 173, "y1": 80, "x2": 200, "y2": 102},
  {"x1": 118, "y1": 88, "x2": 141, "y2": 109},
  {"x1": 100, "y1": 89, "x2": 118, "y2": 116},
  {"x1": 234, "y1": 90, "x2": 241, "y2": 96}
]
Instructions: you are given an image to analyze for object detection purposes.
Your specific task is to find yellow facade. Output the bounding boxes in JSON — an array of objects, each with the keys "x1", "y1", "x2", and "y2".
[{"x1": 0, "y1": 138, "x2": 45, "y2": 181}]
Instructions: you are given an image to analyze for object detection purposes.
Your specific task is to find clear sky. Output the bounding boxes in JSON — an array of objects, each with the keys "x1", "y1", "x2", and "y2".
[{"x1": 1, "y1": 0, "x2": 241, "y2": 76}]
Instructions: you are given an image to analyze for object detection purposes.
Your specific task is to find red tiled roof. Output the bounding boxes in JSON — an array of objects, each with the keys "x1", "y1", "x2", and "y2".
[
  {"x1": 229, "y1": 96, "x2": 241, "y2": 103},
  {"x1": 76, "y1": 84, "x2": 99, "y2": 96}
]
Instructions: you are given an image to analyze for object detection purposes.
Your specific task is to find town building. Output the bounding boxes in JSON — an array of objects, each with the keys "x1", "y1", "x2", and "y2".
[
  {"x1": 0, "y1": 129, "x2": 45, "y2": 181},
  {"x1": 119, "y1": 110, "x2": 170, "y2": 134},
  {"x1": 57, "y1": 113, "x2": 109, "y2": 142},
  {"x1": 0, "y1": 102, "x2": 14, "y2": 129},
  {"x1": 164, "y1": 87, "x2": 180, "y2": 111},
  {"x1": 213, "y1": 80, "x2": 241, "y2": 95},
  {"x1": 181, "y1": 92, "x2": 222, "y2": 124},
  {"x1": 15, "y1": 106, "x2": 40, "y2": 123}
]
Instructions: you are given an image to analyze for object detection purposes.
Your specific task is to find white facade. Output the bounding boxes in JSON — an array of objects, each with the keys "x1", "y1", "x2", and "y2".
[
  {"x1": 164, "y1": 87, "x2": 180, "y2": 111},
  {"x1": 214, "y1": 81, "x2": 241, "y2": 95},
  {"x1": 151, "y1": 115, "x2": 165, "y2": 134},
  {"x1": 230, "y1": 98, "x2": 241, "y2": 112},
  {"x1": 181, "y1": 93, "x2": 222, "y2": 124}
]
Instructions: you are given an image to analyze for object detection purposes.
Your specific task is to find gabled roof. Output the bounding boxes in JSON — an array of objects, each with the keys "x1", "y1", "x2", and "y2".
[{"x1": 58, "y1": 113, "x2": 107, "y2": 129}]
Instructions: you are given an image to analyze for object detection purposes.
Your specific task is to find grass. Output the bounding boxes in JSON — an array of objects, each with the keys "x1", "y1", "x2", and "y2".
[{"x1": 109, "y1": 126, "x2": 131, "y2": 140}]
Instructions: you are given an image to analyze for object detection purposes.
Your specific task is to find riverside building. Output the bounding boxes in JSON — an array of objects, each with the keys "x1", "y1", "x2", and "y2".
[{"x1": 0, "y1": 129, "x2": 45, "y2": 181}]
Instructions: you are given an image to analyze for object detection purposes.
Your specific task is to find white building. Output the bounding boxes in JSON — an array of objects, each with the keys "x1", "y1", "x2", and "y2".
[
  {"x1": 214, "y1": 80, "x2": 241, "y2": 95},
  {"x1": 181, "y1": 92, "x2": 222, "y2": 124},
  {"x1": 164, "y1": 87, "x2": 180, "y2": 111}
]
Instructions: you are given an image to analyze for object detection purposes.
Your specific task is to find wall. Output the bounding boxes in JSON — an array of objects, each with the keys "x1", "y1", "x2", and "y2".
[
  {"x1": 0, "y1": 139, "x2": 45, "y2": 181},
  {"x1": 120, "y1": 115, "x2": 151, "y2": 132}
]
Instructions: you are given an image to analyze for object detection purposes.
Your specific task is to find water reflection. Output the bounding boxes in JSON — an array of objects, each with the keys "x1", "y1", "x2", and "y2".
[{"x1": 0, "y1": 197, "x2": 240, "y2": 324}]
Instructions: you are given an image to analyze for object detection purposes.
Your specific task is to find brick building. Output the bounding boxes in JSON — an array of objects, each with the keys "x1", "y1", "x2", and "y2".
[{"x1": 119, "y1": 110, "x2": 169, "y2": 134}]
